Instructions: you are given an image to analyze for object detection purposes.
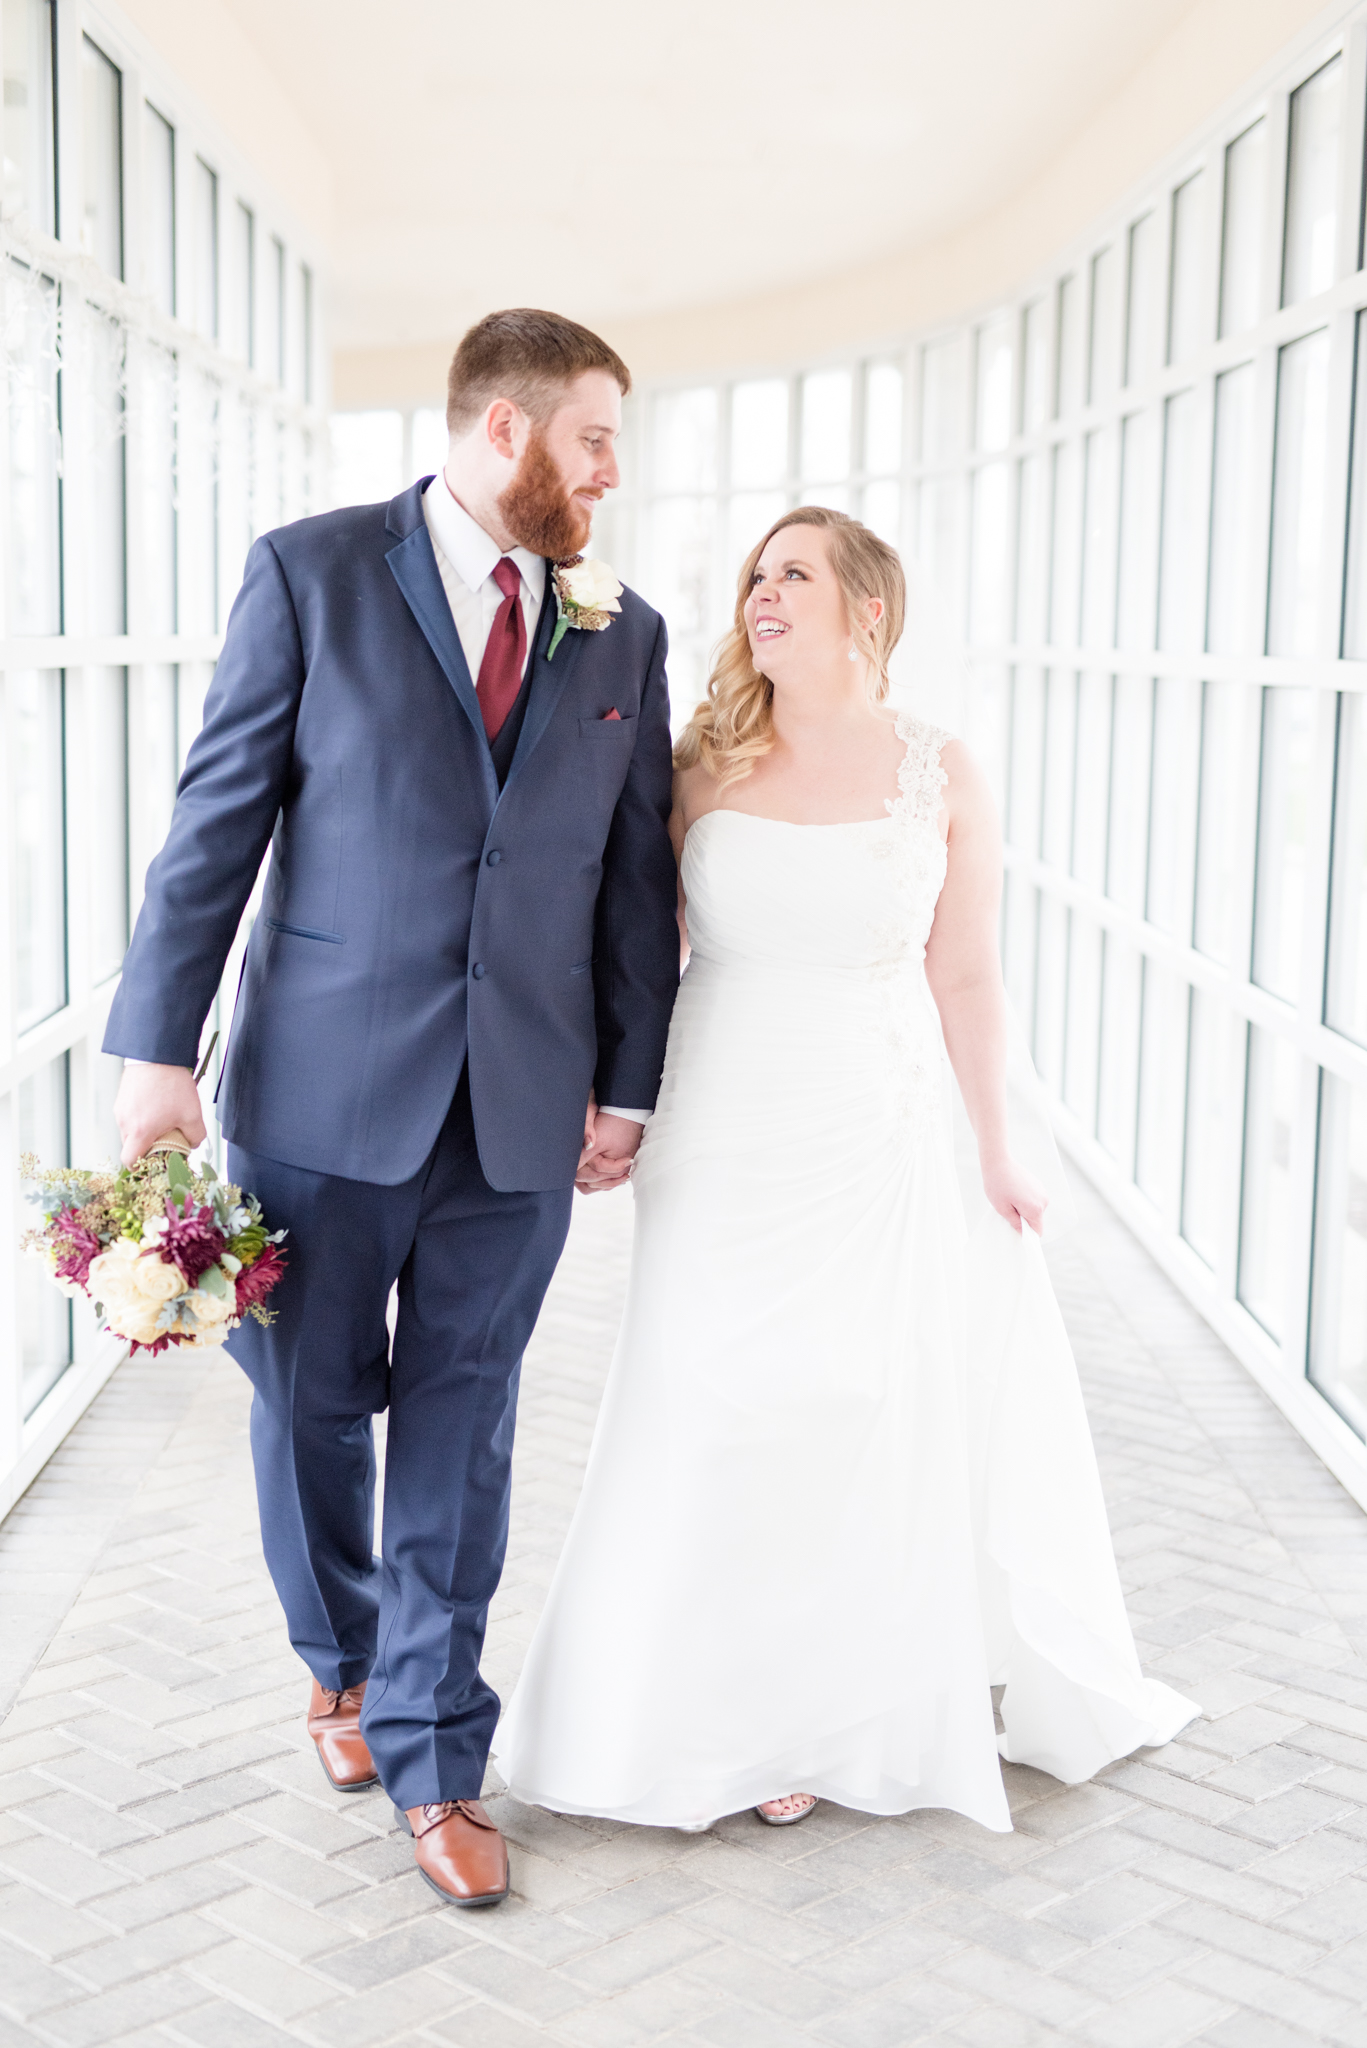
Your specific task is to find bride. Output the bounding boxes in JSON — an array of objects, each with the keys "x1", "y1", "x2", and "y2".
[{"x1": 493, "y1": 506, "x2": 1195, "y2": 1833}]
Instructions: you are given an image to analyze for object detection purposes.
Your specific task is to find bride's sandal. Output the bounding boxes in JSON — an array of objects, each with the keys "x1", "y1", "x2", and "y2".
[{"x1": 755, "y1": 1793, "x2": 817, "y2": 1826}]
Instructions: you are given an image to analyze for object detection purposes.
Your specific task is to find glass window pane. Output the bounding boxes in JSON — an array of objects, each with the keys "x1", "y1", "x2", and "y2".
[
  {"x1": 1328, "y1": 692, "x2": 1367, "y2": 1046},
  {"x1": 128, "y1": 662, "x2": 178, "y2": 918},
  {"x1": 83, "y1": 310, "x2": 128, "y2": 635},
  {"x1": 1137, "y1": 962, "x2": 1189, "y2": 1219},
  {"x1": 1021, "y1": 298, "x2": 1050, "y2": 432},
  {"x1": 799, "y1": 370, "x2": 850, "y2": 483},
  {"x1": 1072, "y1": 670, "x2": 1112, "y2": 891},
  {"x1": 1310, "y1": 1068, "x2": 1367, "y2": 1436},
  {"x1": 1239, "y1": 1024, "x2": 1298, "y2": 1338},
  {"x1": 1034, "y1": 894, "x2": 1068, "y2": 1089},
  {"x1": 1283, "y1": 56, "x2": 1342, "y2": 307},
  {"x1": 731, "y1": 379, "x2": 788, "y2": 488},
  {"x1": 1003, "y1": 868, "x2": 1038, "y2": 1024},
  {"x1": 269, "y1": 235, "x2": 285, "y2": 384},
  {"x1": 80, "y1": 36, "x2": 123, "y2": 279},
  {"x1": 921, "y1": 337, "x2": 967, "y2": 464},
  {"x1": 1049, "y1": 440, "x2": 1082, "y2": 650},
  {"x1": 132, "y1": 339, "x2": 176, "y2": 636},
  {"x1": 862, "y1": 480, "x2": 900, "y2": 546},
  {"x1": 970, "y1": 662, "x2": 1011, "y2": 817},
  {"x1": 1015, "y1": 454, "x2": 1049, "y2": 649},
  {"x1": 2, "y1": 0, "x2": 55, "y2": 234},
  {"x1": 1168, "y1": 171, "x2": 1209, "y2": 364},
  {"x1": 18, "y1": 1052, "x2": 71, "y2": 1418},
  {"x1": 797, "y1": 483, "x2": 849, "y2": 513},
  {"x1": 864, "y1": 361, "x2": 903, "y2": 474},
  {"x1": 1194, "y1": 678, "x2": 1247, "y2": 964},
  {"x1": 653, "y1": 388, "x2": 717, "y2": 492},
  {"x1": 144, "y1": 103, "x2": 175, "y2": 317},
  {"x1": 646, "y1": 495, "x2": 715, "y2": 647},
  {"x1": 1064, "y1": 915, "x2": 1102, "y2": 1129},
  {"x1": 1146, "y1": 675, "x2": 1201, "y2": 937},
  {"x1": 231, "y1": 199, "x2": 254, "y2": 365},
  {"x1": 975, "y1": 314, "x2": 1014, "y2": 451},
  {"x1": 1183, "y1": 988, "x2": 1243, "y2": 1267},
  {"x1": 1088, "y1": 245, "x2": 1121, "y2": 406},
  {"x1": 194, "y1": 158, "x2": 218, "y2": 339},
  {"x1": 1219, "y1": 118, "x2": 1267, "y2": 337},
  {"x1": 1206, "y1": 362, "x2": 1259, "y2": 656},
  {"x1": 1116, "y1": 407, "x2": 1159, "y2": 652},
  {"x1": 1007, "y1": 664, "x2": 1045, "y2": 854},
  {"x1": 330, "y1": 410, "x2": 402, "y2": 508},
  {"x1": 301, "y1": 262, "x2": 313, "y2": 401},
  {"x1": 5, "y1": 259, "x2": 60, "y2": 635},
  {"x1": 1267, "y1": 328, "x2": 1331, "y2": 658},
  {"x1": 1041, "y1": 668, "x2": 1077, "y2": 869},
  {"x1": 915, "y1": 476, "x2": 966, "y2": 631},
  {"x1": 87, "y1": 665, "x2": 129, "y2": 982},
  {"x1": 1252, "y1": 685, "x2": 1314, "y2": 1003},
  {"x1": 727, "y1": 490, "x2": 786, "y2": 586},
  {"x1": 1124, "y1": 213, "x2": 1159, "y2": 390},
  {"x1": 1341, "y1": 312, "x2": 1367, "y2": 659},
  {"x1": 1081, "y1": 426, "x2": 1118, "y2": 649},
  {"x1": 411, "y1": 406, "x2": 447, "y2": 482},
  {"x1": 970, "y1": 461, "x2": 1011, "y2": 643},
  {"x1": 1055, "y1": 274, "x2": 1083, "y2": 419},
  {"x1": 1157, "y1": 387, "x2": 1204, "y2": 654},
  {"x1": 1107, "y1": 673, "x2": 1153, "y2": 912},
  {"x1": 11, "y1": 667, "x2": 66, "y2": 1030},
  {"x1": 1098, "y1": 935, "x2": 1142, "y2": 1171}
]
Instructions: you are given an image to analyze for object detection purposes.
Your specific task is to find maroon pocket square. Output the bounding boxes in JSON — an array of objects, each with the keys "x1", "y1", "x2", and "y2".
[{"x1": 602, "y1": 708, "x2": 621, "y2": 721}]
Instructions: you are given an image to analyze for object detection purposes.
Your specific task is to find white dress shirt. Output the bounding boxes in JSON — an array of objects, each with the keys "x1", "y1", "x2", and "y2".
[{"x1": 421, "y1": 473, "x2": 649, "y2": 1132}]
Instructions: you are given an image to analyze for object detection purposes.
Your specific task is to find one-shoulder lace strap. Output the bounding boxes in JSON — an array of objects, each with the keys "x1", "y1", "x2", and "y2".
[{"x1": 886, "y1": 711, "x2": 951, "y2": 828}]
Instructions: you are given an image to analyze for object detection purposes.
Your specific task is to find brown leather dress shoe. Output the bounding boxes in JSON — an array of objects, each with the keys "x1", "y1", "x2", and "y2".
[
  {"x1": 306, "y1": 1678, "x2": 378, "y2": 1792},
  {"x1": 395, "y1": 1800, "x2": 509, "y2": 1905}
]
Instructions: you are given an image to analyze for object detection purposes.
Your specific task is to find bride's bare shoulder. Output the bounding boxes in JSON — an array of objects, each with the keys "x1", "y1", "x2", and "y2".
[{"x1": 672, "y1": 759, "x2": 723, "y2": 831}]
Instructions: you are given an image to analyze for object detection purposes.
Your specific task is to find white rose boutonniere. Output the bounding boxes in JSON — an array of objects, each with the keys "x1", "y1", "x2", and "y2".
[{"x1": 548, "y1": 554, "x2": 623, "y2": 661}]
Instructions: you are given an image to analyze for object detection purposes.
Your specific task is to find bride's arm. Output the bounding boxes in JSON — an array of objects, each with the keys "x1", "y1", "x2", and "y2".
[{"x1": 924, "y1": 742, "x2": 1047, "y2": 1235}]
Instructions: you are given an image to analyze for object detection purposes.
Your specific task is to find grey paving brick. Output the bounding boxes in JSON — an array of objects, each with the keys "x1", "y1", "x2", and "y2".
[
  {"x1": 1054, "y1": 1922, "x2": 1202, "y2": 1997},
  {"x1": 64, "y1": 1912, "x2": 228, "y2": 1991},
  {"x1": 88, "y1": 1863, "x2": 247, "y2": 1933},
  {"x1": 1254, "y1": 1830, "x2": 1367, "y2": 1891},
  {"x1": 1158, "y1": 1896, "x2": 1325, "y2": 1972},
  {"x1": 203, "y1": 1885, "x2": 348, "y2": 1963},
  {"x1": 1222, "y1": 1784, "x2": 1355, "y2": 1846},
  {"x1": 103, "y1": 1816, "x2": 261, "y2": 1880},
  {"x1": 213, "y1": 1836, "x2": 366, "y2": 1908},
  {"x1": 1036, "y1": 1870, "x2": 1183, "y2": 1941},
  {"x1": 185, "y1": 1938, "x2": 336, "y2": 2021},
  {"x1": 1179, "y1": 1946, "x2": 1363, "y2": 2037},
  {"x1": 162, "y1": 1995, "x2": 304, "y2": 2046},
  {"x1": 426, "y1": 2003, "x2": 566, "y2": 2048},
  {"x1": 310, "y1": 1915, "x2": 471, "y2": 1991},
  {"x1": 0, "y1": 1836, "x2": 127, "y2": 1905},
  {"x1": 0, "y1": 1933, "x2": 86, "y2": 2020},
  {"x1": 813, "y1": 1969, "x2": 978, "y2": 2047},
  {"x1": 920, "y1": 1895, "x2": 1084, "y2": 1969},
  {"x1": 0, "y1": 1885, "x2": 110, "y2": 1961},
  {"x1": 1075, "y1": 1976, "x2": 1231, "y2": 2048},
  {"x1": 433, "y1": 1940, "x2": 594, "y2": 2020},
  {"x1": 35, "y1": 1968, "x2": 209, "y2": 2046}
]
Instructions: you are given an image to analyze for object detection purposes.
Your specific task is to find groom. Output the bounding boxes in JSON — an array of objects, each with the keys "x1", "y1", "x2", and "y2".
[{"x1": 105, "y1": 309, "x2": 679, "y2": 1906}]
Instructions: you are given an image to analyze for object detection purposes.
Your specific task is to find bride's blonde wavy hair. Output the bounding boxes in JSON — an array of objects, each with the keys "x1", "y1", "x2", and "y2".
[{"x1": 674, "y1": 504, "x2": 906, "y2": 788}]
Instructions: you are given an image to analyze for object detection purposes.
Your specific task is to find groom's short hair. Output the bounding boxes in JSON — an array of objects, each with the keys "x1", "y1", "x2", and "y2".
[{"x1": 446, "y1": 309, "x2": 632, "y2": 435}]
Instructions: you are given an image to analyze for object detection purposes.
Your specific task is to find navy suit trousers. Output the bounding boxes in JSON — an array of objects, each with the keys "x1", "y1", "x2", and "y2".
[{"x1": 228, "y1": 1068, "x2": 572, "y2": 1808}]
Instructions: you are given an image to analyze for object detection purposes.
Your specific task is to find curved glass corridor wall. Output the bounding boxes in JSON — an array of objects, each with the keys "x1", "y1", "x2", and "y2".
[
  {"x1": 629, "y1": 16, "x2": 1367, "y2": 1503},
  {"x1": 0, "y1": 0, "x2": 325, "y2": 1515}
]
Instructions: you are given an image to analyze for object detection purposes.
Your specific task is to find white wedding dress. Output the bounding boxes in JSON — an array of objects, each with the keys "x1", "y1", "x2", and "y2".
[{"x1": 494, "y1": 715, "x2": 1195, "y2": 1832}]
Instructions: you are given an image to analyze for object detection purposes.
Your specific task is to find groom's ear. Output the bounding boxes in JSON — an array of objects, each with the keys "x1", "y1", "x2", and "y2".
[{"x1": 482, "y1": 397, "x2": 532, "y2": 464}]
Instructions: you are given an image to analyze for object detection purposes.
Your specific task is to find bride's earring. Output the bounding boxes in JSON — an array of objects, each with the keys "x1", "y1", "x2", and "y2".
[{"x1": 848, "y1": 641, "x2": 859, "y2": 663}]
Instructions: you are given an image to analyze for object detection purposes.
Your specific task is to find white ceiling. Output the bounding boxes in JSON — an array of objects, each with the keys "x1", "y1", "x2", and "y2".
[{"x1": 223, "y1": 0, "x2": 1202, "y2": 351}]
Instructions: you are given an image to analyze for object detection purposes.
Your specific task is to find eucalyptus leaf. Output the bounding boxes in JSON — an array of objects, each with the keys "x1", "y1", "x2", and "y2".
[
  {"x1": 197, "y1": 1263, "x2": 230, "y2": 1299},
  {"x1": 166, "y1": 1151, "x2": 192, "y2": 1193}
]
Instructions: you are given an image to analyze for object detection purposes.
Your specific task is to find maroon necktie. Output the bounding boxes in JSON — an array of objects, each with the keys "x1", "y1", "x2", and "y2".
[{"x1": 475, "y1": 557, "x2": 526, "y2": 742}]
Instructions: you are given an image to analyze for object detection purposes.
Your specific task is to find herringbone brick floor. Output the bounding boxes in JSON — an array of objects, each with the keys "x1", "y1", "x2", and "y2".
[{"x1": 1, "y1": 1173, "x2": 1366, "y2": 2047}]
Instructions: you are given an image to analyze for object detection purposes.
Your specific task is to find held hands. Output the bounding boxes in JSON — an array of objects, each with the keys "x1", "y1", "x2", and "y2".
[
  {"x1": 113, "y1": 1063, "x2": 207, "y2": 1167},
  {"x1": 980, "y1": 1150, "x2": 1049, "y2": 1236},
  {"x1": 576, "y1": 1096, "x2": 643, "y2": 1195}
]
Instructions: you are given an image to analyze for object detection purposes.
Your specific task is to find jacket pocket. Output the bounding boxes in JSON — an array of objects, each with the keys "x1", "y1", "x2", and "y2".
[{"x1": 265, "y1": 917, "x2": 344, "y2": 944}]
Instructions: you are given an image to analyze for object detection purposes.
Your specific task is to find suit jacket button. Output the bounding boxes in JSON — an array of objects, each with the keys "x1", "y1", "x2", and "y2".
[
  {"x1": 471, "y1": 962, "x2": 486, "y2": 980},
  {"x1": 486, "y1": 850, "x2": 502, "y2": 866}
]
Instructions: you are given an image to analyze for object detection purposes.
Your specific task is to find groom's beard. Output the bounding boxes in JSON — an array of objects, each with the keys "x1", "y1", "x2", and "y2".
[{"x1": 498, "y1": 430, "x2": 597, "y2": 560}]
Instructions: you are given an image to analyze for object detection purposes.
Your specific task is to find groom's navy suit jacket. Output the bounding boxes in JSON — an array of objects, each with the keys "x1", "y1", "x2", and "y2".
[{"x1": 103, "y1": 480, "x2": 680, "y2": 1191}]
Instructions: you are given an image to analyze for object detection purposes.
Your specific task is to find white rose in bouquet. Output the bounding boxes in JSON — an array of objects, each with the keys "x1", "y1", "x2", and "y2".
[{"x1": 87, "y1": 1239, "x2": 182, "y2": 1347}]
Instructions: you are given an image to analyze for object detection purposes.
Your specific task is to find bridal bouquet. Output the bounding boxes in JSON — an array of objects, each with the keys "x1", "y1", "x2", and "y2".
[{"x1": 20, "y1": 1144, "x2": 287, "y2": 1354}]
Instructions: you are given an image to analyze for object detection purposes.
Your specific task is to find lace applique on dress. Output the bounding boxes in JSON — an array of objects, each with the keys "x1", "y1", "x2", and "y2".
[
  {"x1": 886, "y1": 711, "x2": 951, "y2": 830},
  {"x1": 870, "y1": 713, "x2": 954, "y2": 1129}
]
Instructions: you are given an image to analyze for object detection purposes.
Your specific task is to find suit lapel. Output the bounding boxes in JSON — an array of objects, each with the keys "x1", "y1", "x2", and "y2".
[
  {"x1": 504, "y1": 577, "x2": 586, "y2": 789},
  {"x1": 384, "y1": 493, "x2": 500, "y2": 809}
]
